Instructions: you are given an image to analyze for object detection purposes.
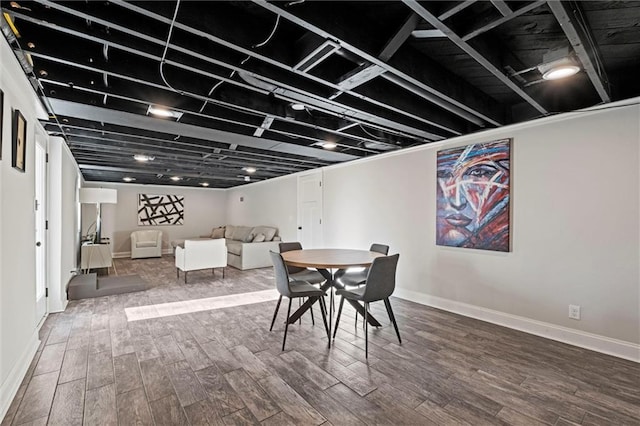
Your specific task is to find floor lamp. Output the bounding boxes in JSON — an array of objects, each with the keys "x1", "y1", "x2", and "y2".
[{"x1": 79, "y1": 188, "x2": 118, "y2": 244}]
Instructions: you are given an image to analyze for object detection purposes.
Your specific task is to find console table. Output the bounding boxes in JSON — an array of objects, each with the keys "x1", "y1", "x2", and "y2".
[{"x1": 81, "y1": 243, "x2": 114, "y2": 274}]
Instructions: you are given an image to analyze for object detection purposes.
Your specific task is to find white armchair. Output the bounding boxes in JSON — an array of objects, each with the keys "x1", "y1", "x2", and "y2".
[
  {"x1": 130, "y1": 230, "x2": 163, "y2": 259},
  {"x1": 175, "y1": 238, "x2": 227, "y2": 283}
]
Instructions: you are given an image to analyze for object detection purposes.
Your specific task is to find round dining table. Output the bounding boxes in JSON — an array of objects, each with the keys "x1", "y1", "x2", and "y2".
[{"x1": 281, "y1": 248, "x2": 385, "y2": 332}]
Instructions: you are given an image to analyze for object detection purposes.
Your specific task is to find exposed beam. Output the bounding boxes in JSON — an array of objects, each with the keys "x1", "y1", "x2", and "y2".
[
  {"x1": 403, "y1": 0, "x2": 548, "y2": 115},
  {"x1": 34, "y1": 55, "x2": 404, "y2": 152},
  {"x1": 438, "y1": 1, "x2": 478, "y2": 20},
  {"x1": 491, "y1": 0, "x2": 512, "y2": 17},
  {"x1": 48, "y1": 99, "x2": 358, "y2": 162},
  {"x1": 20, "y1": 3, "x2": 447, "y2": 141},
  {"x1": 462, "y1": 1, "x2": 546, "y2": 41},
  {"x1": 547, "y1": 1, "x2": 611, "y2": 103},
  {"x1": 252, "y1": 0, "x2": 504, "y2": 127},
  {"x1": 78, "y1": 164, "x2": 253, "y2": 182},
  {"x1": 60, "y1": 129, "x2": 321, "y2": 170},
  {"x1": 379, "y1": 13, "x2": 421, "y2": 62}
]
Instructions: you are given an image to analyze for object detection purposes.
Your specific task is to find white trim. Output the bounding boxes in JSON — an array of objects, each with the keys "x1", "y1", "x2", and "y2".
[
  {"x1": 0, "y1": 331, "x2": 40, "y2": 421},
  {"x1": 394, "y1": 289, "x2": 640, "y2": 363},
  {"x1": 112, "y1": 248, "x2": 173, "y2": 259},
  {"x1": 49, "y1": 298, "x2": 68, "y2": 314}
]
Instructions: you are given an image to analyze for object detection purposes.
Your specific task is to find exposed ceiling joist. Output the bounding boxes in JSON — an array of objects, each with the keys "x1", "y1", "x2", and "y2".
[
  {"x1": 437, "y1": 1, "x2": 478, "y2": 21},
  {"x1": 462, "y1": 1, "x2": 546, "y2": 42},
  {"x1": 78, "y1": 164, "x2": 252, "y2": 182},
  {"x1": 49, "y1": 99, "x2": 358, "y2": 162},
  {"x1": 491, "y1": 0, "x2": 512, "y2": 17},
  {"x1": 252, "y1": 0, "x2": 505, "y2": 127},
  {"x1": 402, "y1": 0, "x2": 548, "y2": 116},
  {"x1": 547, "y1": 1, "x2": 611, "y2": 103},
  {"x1": 379, "y1": 12, "x2": 420, "y2": 62}
]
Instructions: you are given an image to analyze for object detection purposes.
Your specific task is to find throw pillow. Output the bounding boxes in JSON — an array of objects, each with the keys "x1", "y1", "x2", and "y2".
[
  {"x1": 244, "y1": 233, "x2": 255, "y2": 243},
  {"x1": 231, "y1": 226, "x2": 253, "y2": 242},
  {"x1": 252, "y1": 233, "x2": 265, "y2": 242},
  {"x1": 211, "y1": 227, "x2": 225, "y2": 239},
  {"x1": 224, "y1": 225, "x2": 235, "y2": 239},
  {"x1": 251, "y1": 226, "x2": 277, "y2": 241}
]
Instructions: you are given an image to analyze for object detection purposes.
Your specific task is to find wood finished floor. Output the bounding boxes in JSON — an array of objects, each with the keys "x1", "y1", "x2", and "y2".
[{"x1": 2, "y1": 256, "x2": 639, "y2": 425}]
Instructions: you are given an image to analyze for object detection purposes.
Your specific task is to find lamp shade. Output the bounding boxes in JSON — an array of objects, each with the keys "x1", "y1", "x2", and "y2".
[{"x1": 79, "y1": 188, "x2": 117, "y2": 204}]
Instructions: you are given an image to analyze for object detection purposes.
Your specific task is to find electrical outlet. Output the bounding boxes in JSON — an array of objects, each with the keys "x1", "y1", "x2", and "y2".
[{"x1": 569, "y1": 304, "x2": 581, "y2": 320}]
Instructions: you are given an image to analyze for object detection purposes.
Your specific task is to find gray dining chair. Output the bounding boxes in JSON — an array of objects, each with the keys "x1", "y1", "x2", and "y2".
[
  {"x1": 279, "y1": 242, "x2": 327, "y2": 284},
  {"x1": 279, "y1": 241, "x2": 328, "y2": 325},
  {"x1": 269, "y1": 251, "x2": 330, "y2": 351},
  {"x1": 333, "y1": 253, "x2": 401, "y2": 358},
  {"x1": 334, "y1": 243, "x2": 389, "y2": 289}
]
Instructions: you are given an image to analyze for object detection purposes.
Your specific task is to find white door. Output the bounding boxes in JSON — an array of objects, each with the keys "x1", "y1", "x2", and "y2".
[
  {"x1": 297, "y1": 171, "x2": 323, "y2": 248},
  {"x1": 35, "y1": 137, "x2": 47, "y2": 322}
]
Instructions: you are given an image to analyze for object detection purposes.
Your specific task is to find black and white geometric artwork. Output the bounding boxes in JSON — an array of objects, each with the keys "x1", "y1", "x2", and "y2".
[{"x1": 138, "y1": 194, "x2": 184, "y2": 225}]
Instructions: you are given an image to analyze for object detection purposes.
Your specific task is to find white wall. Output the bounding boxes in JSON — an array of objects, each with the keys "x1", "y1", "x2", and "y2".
[
  {"x1": 48, "y1": 137, "x2": 81, "y2": 312},
  {"x1": 226, "y1": 175, "x2": 298, "y2": 241},
  {"x1": 227, "y1": 101, "x2": 640, "y2": 359},
  {"x1": 81, "y1": 183, "x2": 227, "y2": 256},
  {"x1": 0, "y1": 35, "x2": 51, "y2": 418}
]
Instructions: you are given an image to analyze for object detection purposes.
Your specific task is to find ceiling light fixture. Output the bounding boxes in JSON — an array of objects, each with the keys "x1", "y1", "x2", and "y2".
[
  {"x1": 170, "y1": 176, "x2": 181, "y2": 181},
  {"x1": 147, "y1": 105, "x2": 183, "y2": 120},
  {"x1": 321, "y1": 142, "x2": 337, "y2": 150},
  {"x1": 540, "y1": 59, "x2": 580, "y2": 80},
  {"x1": 133, "y1": 154, "x2": 154, "y2": 162},
  {"x1": 243, "y1": 167, "x2": 257, "y2": 174},
  {"x1": 244, "y1": 176, "x2": 251, "y2": 182},
  {"x1": 200, "y1": 182, "x2": 210, "y2": 187},
  {"x1": 290, "y1": 103, "x2": 305, "y2": 111},
  {"x1": 123, "y1": 177, "x2": 136, "y2": 182},
  {"x1": 538, "y1": 48, "x2": 581, "y2": 81}
]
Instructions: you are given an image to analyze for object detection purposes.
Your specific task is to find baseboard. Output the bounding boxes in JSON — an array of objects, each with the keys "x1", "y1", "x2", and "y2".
[
  {"x1": 113, "y1": 249, "x2": 173, "y2": 259},
  {"x1": 0, "y1": 330, "x2": 40, "y2": 421},
  {"x1": 394, "y1": 289, "x2": 640, "y2": 363}
]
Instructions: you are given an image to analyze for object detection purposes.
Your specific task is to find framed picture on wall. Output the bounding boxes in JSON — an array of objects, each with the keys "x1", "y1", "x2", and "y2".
[
  {"x1": 0, "y1": 90, "x2": 3, "y2": 161},
  {"x1": 12, "y1": 109, "x2": 27, "y2": 172},
  {"x1": 138, "y1": 194, "x2": 184, "y2": 225},
  {"x1": 436, "y1": 138, "x2": 511, "y2": 252}
]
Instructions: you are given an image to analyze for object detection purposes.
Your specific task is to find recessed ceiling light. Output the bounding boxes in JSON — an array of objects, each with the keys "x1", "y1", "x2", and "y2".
[
  {"x1": 322, "y1": 142, "x2": 337, "y2": 150},
  {"x1": 123, "y1": 177, "x2": 136, "y2": 182},
  {"x1": 27, "y1": 42, "x2": 35, "y2": 48},
  {"x1": 133, "y1": 154, "x2": 154, "y2": 162},
  {"x1": 170, "y1": 176, "x2": 182, "y2": 181},
  {"x1": 200, "y1": 182, "x2": 210, "y2": 187},
  {"x1": 244, "y1": 176, "x2": 251, "y2": 182},
  {"x1": 243, "y1": 167, "x2": 257, "y2": 174},
  {"x1": 38, "y1": 69, "x2": 48, "y2": 77},
  {"x1": 290, "y1": 103, "x2": 305, "y2": 111},
  {"x1": 147, "y1": 105, "x2": 183, "y2": 119}
]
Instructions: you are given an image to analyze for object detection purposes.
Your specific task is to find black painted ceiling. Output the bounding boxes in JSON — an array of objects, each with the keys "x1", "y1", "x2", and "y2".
[{"x1": 3, "y1": 1, "x2": 639, "y2": 188}]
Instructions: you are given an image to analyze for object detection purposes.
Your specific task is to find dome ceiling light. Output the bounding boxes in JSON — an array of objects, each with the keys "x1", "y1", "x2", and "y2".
[{"x1": 538, "y1": 47, "x2": 581, "y2": 81}]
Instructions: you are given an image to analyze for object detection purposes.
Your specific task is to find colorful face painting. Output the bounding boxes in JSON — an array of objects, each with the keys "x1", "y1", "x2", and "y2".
[{"x1": 436, "y1": 138, "x2": 511, "y2": 252}]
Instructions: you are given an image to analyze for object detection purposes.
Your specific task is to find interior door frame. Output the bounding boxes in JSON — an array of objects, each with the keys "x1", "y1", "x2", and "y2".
[{"x1": 34, "y1": 129, "x2": 48, "y2": 322}]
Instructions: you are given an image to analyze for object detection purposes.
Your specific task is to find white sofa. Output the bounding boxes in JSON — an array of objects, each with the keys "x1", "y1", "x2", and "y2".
[
  {"x1": 130, "y1": 230, "x2": 163, "y2": 259},
  {"x1": 175, "y1": 238, "x2": 227, "y2": 283}
]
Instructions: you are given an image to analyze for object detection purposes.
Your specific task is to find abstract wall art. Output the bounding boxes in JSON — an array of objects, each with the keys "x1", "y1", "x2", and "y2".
[
  {"x1": 436, "y1": 138, "x2": 511, "y2": 252},
  {"x1": 138, "y1": 194, "x2": 184, "y2": 225}
]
